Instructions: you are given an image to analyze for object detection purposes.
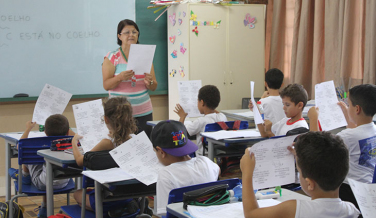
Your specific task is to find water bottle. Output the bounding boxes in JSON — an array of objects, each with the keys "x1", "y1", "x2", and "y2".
[
  {"x1": 39, "y1": 125, "x2": 45, "y2": 132},
  {"x1": 256, "y1": 101, "x2": 264, "y2": 120},
  {"x1": 229, "y1": 184, "x2": 243, "y2": 201}
]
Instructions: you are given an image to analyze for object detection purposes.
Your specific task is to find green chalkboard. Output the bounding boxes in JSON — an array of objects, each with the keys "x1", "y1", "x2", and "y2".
[{"x1": 136, "y1": 0, "x2": 168, "y2": 94}]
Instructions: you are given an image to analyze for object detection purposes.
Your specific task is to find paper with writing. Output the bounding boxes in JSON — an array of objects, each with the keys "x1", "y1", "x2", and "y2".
[
  {"x1": 348, "y1": 179, "x2": 376, "y2": 218},
  {"x1": 73, "y1": 99, "x2": 109, "y2": 153},
  {"x1": 200, "y1": 129, "x2": 261, "y2": 140},
  {"x1": 82, "y1": 168, "x2": 134, "y2": 184},
  {"x1": 127, "y1": 44, "x2": 156, "y2": 75},
  {"x1": 249, "y1": 135, "x2": 296, "y2": 190},
  {"x1": 250, "y1": 81, "x2": 264, "y2": 124},
  {"x1": 5, "y1": 132, "x2": 46, "y2": 141},
  {"x1": 178, "y1": 80, "x2": 203, "y2": 118},
  {"x1": 315, "y1": 81, "x2": 347, "y2": 131},
  {"x1": 110, "y1": 131, "x2": 163, "y2": 186},
  {"x1": 32, "y1": 84, "x2": 72, "y2": 125}
]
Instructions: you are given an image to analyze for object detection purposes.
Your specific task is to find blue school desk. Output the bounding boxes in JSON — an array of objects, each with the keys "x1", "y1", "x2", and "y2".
[{"x1": 166, "y1": 188, "x2": 310, "y2": 218}]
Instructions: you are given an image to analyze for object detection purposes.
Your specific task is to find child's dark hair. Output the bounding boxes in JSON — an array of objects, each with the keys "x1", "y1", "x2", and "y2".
[
  {"x1": 103, "y1": 97, "x2": 137, "y2": 146},
  {"x1": 198, "y1": 85, "x2": 221, "y2": 110},
  {"x1": 45, "y1": 114, "x2": 69, "y2": 136},
  {"x1": 265, "y1": 68, "x2": 284, "y2": 89},
  {"x1": 295, "y1": 131, "x2": 349, "y2": 191},
  {"x1": 349, "y1": 84, "x2": 376, "y2": 117},
  {"x1": 280, "y1": 84, "x2": 308, "y2": 107},
  {"x1": 117, "y1": 19, "x2": 140, "y2": 46}
]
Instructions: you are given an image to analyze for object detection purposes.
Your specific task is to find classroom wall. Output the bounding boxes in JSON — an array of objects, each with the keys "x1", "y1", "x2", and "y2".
[{"x1": 0, "y1": 95, "x2": 168, "y2": 196}]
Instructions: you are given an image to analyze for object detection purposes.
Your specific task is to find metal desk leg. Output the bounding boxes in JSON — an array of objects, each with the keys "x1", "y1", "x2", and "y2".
[
  {"x1": 45, "y1": 160, "x2": 54, "y2": 217},
  {"x1": 5, "y1": 141, "x2": 11, "y2": 201},
  {"x1": 208, "y1": 141, "x2": 214, "y2": 161},
  {"x1": 95, "y1": 181, "x2": 103, "y2": 218}
]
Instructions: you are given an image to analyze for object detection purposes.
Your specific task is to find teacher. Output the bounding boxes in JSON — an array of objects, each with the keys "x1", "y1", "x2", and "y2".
[{"x1": 102, "y1": 19, "x2": 157, "y2": 137}]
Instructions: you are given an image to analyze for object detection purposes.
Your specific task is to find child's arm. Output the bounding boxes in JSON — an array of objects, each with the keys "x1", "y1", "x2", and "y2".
[
  {"x1": 174, "y1": 104, "x2": 188, "y2": 123},
  {"x1": 337, "y1": 101, "x2": 357, "y2": 128},
  {"x1": 249, "y1": 100, "x2": 254, "y2": 112},
  {"x1": 20, "y1": 121, "x2": 36, "y2": 140},
  {"x1": 307, "y1": 107, "x2": 320, "y2": 131},
  {"x1": 261, "y1": 91, "x2": 270, "y2": 99},
  {"x1": 261, "y1": 120, "x2": 275, "y2": 138},
  {"x1": 240, "y1": 148, "x2": 296, "y2": 218}
]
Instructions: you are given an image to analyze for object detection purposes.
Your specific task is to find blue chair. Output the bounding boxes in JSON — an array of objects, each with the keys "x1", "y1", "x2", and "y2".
[
  {"x1": 165, "y1": 178, "x2": 241, "y2": 218},
  {"x1": 372, "y1": 164, "x2": 376, "y2": 183},
  {"x1": 9, "y1": 136, "x2": 76, "y2": 218}
]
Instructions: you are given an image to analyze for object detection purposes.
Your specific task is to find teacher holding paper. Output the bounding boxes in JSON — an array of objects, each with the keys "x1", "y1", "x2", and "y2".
[{"x1": 102, "y1": 19, "x2": 157, "y2": 137}]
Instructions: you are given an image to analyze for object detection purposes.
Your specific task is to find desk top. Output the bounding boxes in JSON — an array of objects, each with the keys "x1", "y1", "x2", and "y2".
[
  {"x1": 166, "y1": 188, "x2": 310, "y2": 218},
  {"x1": 0, "y1": 128, "x2": 77, "y2": 144},
  {"x1": 37, "y1": 150, "x2": 77, "y2": 164}
]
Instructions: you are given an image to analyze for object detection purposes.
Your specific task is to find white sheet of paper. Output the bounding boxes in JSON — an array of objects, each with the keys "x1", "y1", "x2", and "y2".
[
  {"x1": 234, "y1": 111, "x2": 254, "y2": 117},
  {"x1": 187, "y1": 199, "x2": 280, "y2": 218},
  {"x1": 82, "y1": 168, "x2": 135, "y2": 184},
  {"x1": 178, "y1": 80, "x2": 203, "y2": 118},
  {"x1": 251, "y1": 81, "x2": 264, "y2": 124},
  {"x1": 126, "y1": 44, "x2": 156, "y2": 75},
  {"x1": 32, "y1": 84, "x2": 72, "y2": 125},
  {"x1": 5, "y1": 132, "x2": 46, "y2": 141},
  {"x1": 201, "y1": 129, "x2": 261, "y2": 140},
  {"x1": 249, "y1": 135, "x2": 296, "y2": 190},
  {"x1": 315, "y1": 81, "x2": 347, "y2": 131},
  {"x1": 110, "y1": 131, "x2": 163, "y2": 186},
  {"x1": 73, "y1": 99, "x2": 109, "y2": 153},
  {"x1": 348, "y1": 179, "x2": 376, "y2": 218}
]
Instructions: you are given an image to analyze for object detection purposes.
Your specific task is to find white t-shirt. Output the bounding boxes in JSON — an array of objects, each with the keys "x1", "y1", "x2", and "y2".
[
  {"x1": 295, "y1": 198, "x2": 359, "y2": 218},
  {"x1": 271, "y1": 117, "x2": 309, "y2": 136},
  {"x1": 337, "y1": 122, "x2": 376, "y2": 184},
  {"x1": 185, "y1": 113, "x2": 227, "y2": 155},
  {"x1": 259, "y1": 96, "x2": 286, "y2": 124},
  {"x1": 156, "y1": 156, "x2": 220, "y2": 215}
]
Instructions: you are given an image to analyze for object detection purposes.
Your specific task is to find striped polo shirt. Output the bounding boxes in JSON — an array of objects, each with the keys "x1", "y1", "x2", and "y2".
[{"x1": 105, "y1": 48, "x2": 153, "y2": 117}]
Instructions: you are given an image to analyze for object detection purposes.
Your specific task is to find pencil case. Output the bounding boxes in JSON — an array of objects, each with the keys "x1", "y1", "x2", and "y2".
[
  {"x1": 183, "y1": 184, "x2": 230, "y2": 210},
  {"x1": 50, "y1": 137, "x2": 79, "y2": 151}
]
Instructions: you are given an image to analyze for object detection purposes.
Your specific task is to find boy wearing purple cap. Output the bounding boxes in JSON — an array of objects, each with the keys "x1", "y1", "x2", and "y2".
[{"x1": 151, "y1": 120, "x2": 220, "y2": 216}]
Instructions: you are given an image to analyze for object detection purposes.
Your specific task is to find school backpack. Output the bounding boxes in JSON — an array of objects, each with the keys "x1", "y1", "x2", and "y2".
[
  {"x1": 0, "y1": 201, "x2": 24, "y2": 218},
  {"x1": 83, "y1": 150, "x2": 119, "y2": 170}
]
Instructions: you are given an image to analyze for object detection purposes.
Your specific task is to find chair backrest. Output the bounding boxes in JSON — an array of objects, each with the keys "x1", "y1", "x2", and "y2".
[
  {"x1": 202, "y1": 121, "x2": 249, "y2": 146},
  {"x1": 242, "y1": 97, "x2": 260, "y2": 109},
  {"x1": 18, "y1": 136, "x2": 73, "y2": 165},
  {"x1": 167, "y1": 178, "x2": 241, "y2": 204},
  {"x1": 373, "y1": 164, "x2": 376, "y2": 183}
]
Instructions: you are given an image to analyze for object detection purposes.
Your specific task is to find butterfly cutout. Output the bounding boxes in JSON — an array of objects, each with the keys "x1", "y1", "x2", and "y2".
[
  {"x1": 244, "y1": 13, "x2": 257, "y2": 29},
  {"x1": 169, "y1": 13, "x2": 176, "y2": 26},
  {"x1": 171, "y1": 50, "x2": 177, "y2": 58},
  {"x1": 179, "y1": 12, "x2": 181, "y2": 17},
  {"x1": 169, "y1": 35, "x2": 176, "y2": 44},
  {"x1": 177, "y1": 29, "x2": 182, "y2": 36},
  {"x1": 183, "y1": 11, "x2": 186, "y2": 17},
  {"x1": 179, "y1": 66, "x2": 185, "y2": 77},
  {"x1": 169, "y1": 69, "x2": 177, "y2": 77},
  {"x1": 180, "y1": 43, "x2": 187, "y2": 54},
  {"x1": 178, "y1": 19, "x2": 182, "y2": 25}
]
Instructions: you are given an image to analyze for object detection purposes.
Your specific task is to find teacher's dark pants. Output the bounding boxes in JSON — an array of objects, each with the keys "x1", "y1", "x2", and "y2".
[{"x1": 135, "y1": 113, "x2": 153, "y2": 138}]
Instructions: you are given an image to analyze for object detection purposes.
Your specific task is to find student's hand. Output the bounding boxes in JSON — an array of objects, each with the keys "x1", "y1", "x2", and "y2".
[
  {"x1": 261, "y1": 91, "x2": 270, "y2": 99},
  {"x1": 72, "y1": 134, "x2": 83, "y2": 147},
  {"x1": 240, "y1": 148, "x2": 256, "y2": 177},
  {"x1": 264, "y1": 120, "x2": 272, "y2": 131},
  {"x1": 287, "y1": 144, "x2": 296, "y2": 157},
  {"x1": 174, "y1": 104, "x2": 188, "y2": 118},
  {"x1": 337, "y1": 101, "x2": 349, "y2": 115},
  {"x1": 25, "y1": 121, "x2": 36, "y2": 131},
  {"x1": 248, "y1": 100, "x2": 254, "y2": 111},
  {"x1": 118, "y1": 70, "x2": 135, "y2": 81},
  {"x1": 144, "y1": 73, "x2": 153, "y2": 87},
  {"x1": 307, "y1": 107, "x2": 319, "y2": 120}
]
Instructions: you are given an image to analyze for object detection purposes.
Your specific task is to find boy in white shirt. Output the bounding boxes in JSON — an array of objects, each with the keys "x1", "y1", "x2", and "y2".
[
  {"x1": 240, "y1": 131, "x2": 360, "y2": 218},
  {"x1": 174, "y1": 85, "x2": 227, "y2": 155},
  {"x1": 249, "y1": 68, "x2": 286, "y2": 124},
  {"x1": 151, "y1": 120, "x2": 220, "y2": 216},
  {"x1": 308, "y1": 84, "x2": 376, "y2": 210},
  {"x1": 259, "y1": 84, "x2": 309, "y2": 137}
]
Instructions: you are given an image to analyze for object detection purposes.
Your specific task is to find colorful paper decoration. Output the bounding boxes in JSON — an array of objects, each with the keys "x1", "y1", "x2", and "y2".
[
  {"x1": 171, "y1": 50, "x2": 177, "y2": 58},
  {"x1": 192, "y1": 27, "x2": 198, "y2": 36},
  {"x1": 183, "y1": 11, "x2": 186, "y2": 17},
  {"x1": 169, "y1": 13, "x2": 176, "y2": 26},
  {"x1": 178, "y1": 18, "x2": 182, "y2": 25},
  {"x1": 169, "y1": 69, "x2": 177, "y2": 77},
  {"x1": 169, "y1": 35, "x2": 176, "y2": 44},
  {"x1": 178, "y1": 29, "x2": 182, "y2": 36},
  {"x1": 244, "y1": 13, "x2": 257, "y2": 29},
  {"x1": 190, "y1": 11, "x2": 197, "y2": 21},
  {"x1": 179, "y1": 66, "x2": 185, "y2": 77},
  {"x1": 179, "y1": 12, "x2": 181, "y2": 17},
  {"x1": 180, "y1": 43, "x2": 187, "y2": 54},
  {"x1": 214, "y1": 20, "x2": 221, "y2": 29}
]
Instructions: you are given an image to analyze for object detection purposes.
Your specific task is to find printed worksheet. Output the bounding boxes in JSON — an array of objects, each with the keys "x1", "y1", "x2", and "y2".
[
  {"x1": 250, "y1": 81, "x2": 264, "y2": 124},
  {"x1": 110, "y1": 131, "x2": 163, "y2": 186},
  {"x1": 82, "y1": 168, "x2": 134, "y2": 184},
  {"x1": 200, "y1": 129, "x2": 261, "y2": 140},
  {"x1": 178, "y1": 80, "x2": 203, "y2": 118},
  {"x1": 249, "y1": 135, "x2": 296, "y2": 190},
  {"x1": 315, "y1": 81, "x2": 347, "y2": 131},
  {"x1": 32, "y1": 84, "x2": 72, "y2": 125},
  {"x1": 127, "y1": 44, "x2": 156, "y2": 75},
  {"x1": 72, "y1": 99, "x2": 109, "y2": 153},
  {"x1": 349, "y1": 179, "x2": 376, "y2": 218}
]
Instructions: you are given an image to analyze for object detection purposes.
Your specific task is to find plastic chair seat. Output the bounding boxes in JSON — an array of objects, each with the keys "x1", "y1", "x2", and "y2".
[{"x1": 14, "y1": 178, "x2": 75, "y2": 196}]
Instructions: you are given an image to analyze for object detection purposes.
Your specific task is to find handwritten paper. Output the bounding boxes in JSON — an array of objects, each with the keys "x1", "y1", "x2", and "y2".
[
  {"x1": 127, "y1": 44, "x2": 156, "y2": 75},
  {"x1": 82, "y1": 168, "x2": 135, "y2": 184},
  {"x1": 250, "y1": 81, "x2": 264, "y2": 124},
  {"x1": 249, "y1": 135, "x2": 296, "y2": 190},
  {"x1": 201, "y1": 129, "x2": 261, "y2": 140},
  {"x1": 315, "y1": 81, "x2": 347, "y2": 131},
  {"x1": 178, "y1": 80, "x2": 203, "y2": 118},
  {"x1": 4, "y1": 132, "x2": 47, "y2": 141},
  {"x1": 32, "y1": 84, "x2": 72, "y2": 125},
  {"x1": 72, "y1": 99, "x2": 109, "y2": 153},
  {"x1": 110, "y1": 131, "x2": 163, "y2": 186},
  {"x1": 349, "y1": 179, "x2": 376, "y2": 218}
]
